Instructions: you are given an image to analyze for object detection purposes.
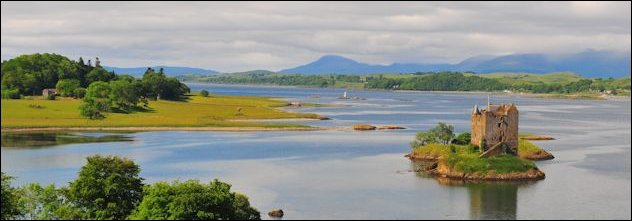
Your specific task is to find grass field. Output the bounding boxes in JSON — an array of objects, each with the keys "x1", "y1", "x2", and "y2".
[
  {"x1": 475, "y1": 72, "x2": 583, "y2": 84},
  {"x1": 1, "y1": 94, "x2": 320, "y2": 128}
]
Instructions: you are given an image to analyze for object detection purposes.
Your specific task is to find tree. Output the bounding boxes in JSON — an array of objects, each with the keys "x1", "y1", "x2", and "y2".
[
  {"x1": 109, "y1": 79, "x2": 140, "y2": 111},
  {"x1": 67, "y1": 155, "x2": 144, "y2": 220},
  {"x1": 86, "y1": 67, "x2": 115, "y2": 83},
  {"x1": 18, "y1": 183, "x2": 68, "y2": 220},
  {"x1": 56, "y1": 79, "x2": 81, "y2": 97},
  {"x1": 1, "y1": 53, "x2": 78, "y2": 95},
  {"x1": 200, "y1": 89, "x2": 209, "y2": 97},
  {"x1": 452, "y1": 132, "x2": 471, "y2": 145},
  {"x1": 410, "y1": 131, "x2": 438, "y2": 148},
  {"x1": 409, "y1": 122, "x2": 456, "y2": 148},
  {"x1": 1, "y1": 172, "x2": 23, "y2": 220},
  {"x1": 430, "y1": 122, "x2": 455, "y2": 144},
  {"x1": 129, "y1": 180, "x2": 260, "y2": 220},
  {"x1": 80, "y1": 81, "x2": 112, "y2": 119}
]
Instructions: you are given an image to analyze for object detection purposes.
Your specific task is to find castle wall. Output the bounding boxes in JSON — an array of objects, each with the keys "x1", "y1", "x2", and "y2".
[{"x1": 470, "y1": 105, "x2": 519, "y2": 154}]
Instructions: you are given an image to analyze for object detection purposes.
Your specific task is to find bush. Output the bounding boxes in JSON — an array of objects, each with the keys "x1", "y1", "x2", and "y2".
[
  {"x1": 1, "y1": 88, "x2": 21, "y2": 99},
  {"x1": 410, "y1": 122, "x2": 455, "y2": 148},
  {"x1": 73, "y1": 88, "x2": 86, "y2": 98},
  {"x1": 46, "y1": 93, "x2": 56, "y2": 100},
  {"x1": 200, "y1": 89, "x2": 210, "y2": 97},
  {"x1": 129, "y1": 180, "x2": 260, "y2": 220},
  {"x1": 67, "y1": 155, "x2": 144, "y2": 220}
]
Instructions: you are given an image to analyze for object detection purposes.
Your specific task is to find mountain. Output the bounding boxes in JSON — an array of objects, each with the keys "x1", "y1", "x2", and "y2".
[
  {"x1": 104, "y1": 66, "x2": 219, "y2": 77},
  {"x1": 279, "y1": 50, "x2": 631, "y2": 78},
  {"x1": 461, "y1": 50, "x2": 631, "y2": 78},
  {"x1": 279, "y1": 55, "x2": 450, "y2": 75}
]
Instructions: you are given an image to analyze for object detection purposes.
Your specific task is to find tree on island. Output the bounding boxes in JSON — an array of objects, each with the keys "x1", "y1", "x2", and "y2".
[{"x1": 410, "y1": 122, "x2": 455, "y2": 148}]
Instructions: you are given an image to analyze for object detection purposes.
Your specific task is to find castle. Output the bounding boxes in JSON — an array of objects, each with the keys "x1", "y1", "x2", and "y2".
[{"x1": 471, "y1": 101, "x2": 519, "y2": 157}]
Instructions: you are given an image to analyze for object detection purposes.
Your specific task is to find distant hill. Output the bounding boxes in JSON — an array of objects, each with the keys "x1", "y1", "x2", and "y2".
[
  {"x1": 104, "y1": 66, "x2": 219, "y2": 77},
  {"x1": 279, "y1": 50, "x2": 631, "y2": 78},
  {"x1": 279, "y1": 55, "x2": 448, "y2": 75}
]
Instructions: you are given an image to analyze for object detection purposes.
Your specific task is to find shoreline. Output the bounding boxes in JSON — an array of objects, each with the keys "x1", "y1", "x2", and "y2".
[
  {"x1": 184, "y1": 82, "x2": 630, "y2": 101},
  {"x1": 1, "y1": 126, "x2": 325, "y2": 133}
]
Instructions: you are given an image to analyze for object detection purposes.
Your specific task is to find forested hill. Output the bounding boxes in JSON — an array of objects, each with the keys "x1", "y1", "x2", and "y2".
[{"x1": 180, "y1": 71, "x2": 631, "y2": 96}]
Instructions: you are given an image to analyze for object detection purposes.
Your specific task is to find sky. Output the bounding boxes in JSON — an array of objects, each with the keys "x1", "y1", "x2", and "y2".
[{"x1": 1, "y1": 1, "x2": 631, "y2": 72}]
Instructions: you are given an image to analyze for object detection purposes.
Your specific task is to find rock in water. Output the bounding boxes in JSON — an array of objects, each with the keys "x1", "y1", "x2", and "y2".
[
  {"x1": 353, "y1": 124, "x2": 376, "y2": 130},
  {"x1": 268, "y1": 209, "x2": 284, "y2": 218}
]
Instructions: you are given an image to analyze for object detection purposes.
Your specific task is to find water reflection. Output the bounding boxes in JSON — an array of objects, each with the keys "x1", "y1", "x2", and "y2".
[
  {"x1": 412, "y1": 161, "x2": 532, "y2": 220},
  {"x1": 1, "y1": 132, "x2": 133, "y2": 148}
]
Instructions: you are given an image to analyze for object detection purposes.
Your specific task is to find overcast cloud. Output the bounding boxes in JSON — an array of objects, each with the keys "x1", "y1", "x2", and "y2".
[{"x1": 1, "y1": 1, "x2": 630, "y2": 72}]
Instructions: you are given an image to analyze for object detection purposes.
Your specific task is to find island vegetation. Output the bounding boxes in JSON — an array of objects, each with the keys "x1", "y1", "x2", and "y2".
[
  {"x1": 1, "y1": 155, "x2": 260, "y2": 220},
  {"x1": 180, "y1": 71, "x2": 631, "y2": 98},
  {"x1": 406, "y1": 122, "x2": 549, "y2": 181},
  {"x1": 1, "y1": 54, "x2": 325, "y2": 131}
]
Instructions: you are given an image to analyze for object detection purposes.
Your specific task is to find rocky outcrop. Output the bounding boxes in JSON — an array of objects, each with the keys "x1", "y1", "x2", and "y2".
[
  {"x1": 521, "y1": 150, "x2": 555, "y2": 161},
  {"x1": 353, "y1": 124, "x2": 376, "y2": 130},
  {"x1": 405, "y1": 153, "x2": 442, "y2": 161},
  {"x1": 520, "y1": 135, "x2": 555, "y2": 141},
  {"x1": 427, "y1": 161, "x2": 545, "y2": 181},
  {"x1": 377, "y1": 125, "x2": 406, "y2": 130},
  {"x1": 268, "y1": 209, "x2": 284, "y2": 218}
]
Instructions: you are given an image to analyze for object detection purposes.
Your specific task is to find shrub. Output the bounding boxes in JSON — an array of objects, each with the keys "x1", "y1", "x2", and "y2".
[
  {"x1": 200, "y1": 89, "x2": 210, "y2": 97},
  {"x1": 73, "y1": 88, "x2": 86, "y2": 98},
  {"x1": 1, "y1": 88, "x2": 20, "y2": 99}
]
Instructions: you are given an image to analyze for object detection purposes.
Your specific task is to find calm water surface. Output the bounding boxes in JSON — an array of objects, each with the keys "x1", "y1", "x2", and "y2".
[{"x1": 2, "y1": 84, "x2": 630, "y2": 219}]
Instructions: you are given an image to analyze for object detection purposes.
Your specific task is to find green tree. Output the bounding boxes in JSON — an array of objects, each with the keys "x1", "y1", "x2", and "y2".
[
  {"x1": 1, "y1": 172, "x2": 23, "y2": 220},
  {"x1": 86, "y1": 67, "x2": 115, "y2": 84},
  {"x1": 18, "y1": 183, "x2": 69, "y2": 220},
  {"x1": 129, "y1": 180, "x2": 260, "y2": 220},
  {"x1": 80, "y1": 81, "x2": 112, "y2": 119},
  {"x1": 410, "y1": 131, "x2": 438, "y2": 148},
  {"x1": 55, "y1": 79, "x2": 81, "y2": 97},
  {"x1": 430, "y1": 122, "x2": 455, "y2": 144},
  {"x1": 109, "y1": 79, "x2": 140, "y2": 111},
  {"x1": 67, "y1": 155, "x2": 144, "y2": 220},
  {"x1": 452, "y1": 132, "x2": 471, "y2": 145}
]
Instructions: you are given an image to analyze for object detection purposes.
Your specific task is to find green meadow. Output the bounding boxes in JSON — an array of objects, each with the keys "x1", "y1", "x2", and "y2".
[{"x1": 1, "y1": 94, "x2": 320, "y2": 128}]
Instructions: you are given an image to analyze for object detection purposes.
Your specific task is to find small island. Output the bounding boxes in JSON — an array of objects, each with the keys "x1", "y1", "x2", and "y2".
[{"x1": 407, "y1": 103, "x2": 554, "y2": 181}]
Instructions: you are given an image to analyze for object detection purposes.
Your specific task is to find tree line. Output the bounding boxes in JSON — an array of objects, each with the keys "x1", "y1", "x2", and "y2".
[
  {"x1": 1, "y1": 155, "x2": 260, "y2": 220},
  {"x1": 185, "y1": 71, "x2": 630, "y2": 94}
]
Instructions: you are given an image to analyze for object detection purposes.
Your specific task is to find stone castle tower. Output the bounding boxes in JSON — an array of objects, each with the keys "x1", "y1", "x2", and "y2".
[{"x1": 471, "y1": 102, "x2": 519, "y2": 155}]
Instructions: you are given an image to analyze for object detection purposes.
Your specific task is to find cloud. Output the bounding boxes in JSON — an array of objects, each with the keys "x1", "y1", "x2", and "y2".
[{"x1": 1, "y1": 1, "x2": 630, "y2": 72}]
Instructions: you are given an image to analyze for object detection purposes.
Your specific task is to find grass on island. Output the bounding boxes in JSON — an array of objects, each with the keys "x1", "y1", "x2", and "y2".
[
  {"x1": 411, "y1": 143, "x2": 476, "y2": 158},
  {"x1": 445, "y1": 153, "x2": 536, "y2": 175},
  {"x1": 412, "y1": 135, "x2": 551, "y2": 160},
  {"x1": 411, "y1": 140, "x2": 543, "y2": 175},
  {"x1": 1, "y1": 94, "x2": 320, "y2": 128}
]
